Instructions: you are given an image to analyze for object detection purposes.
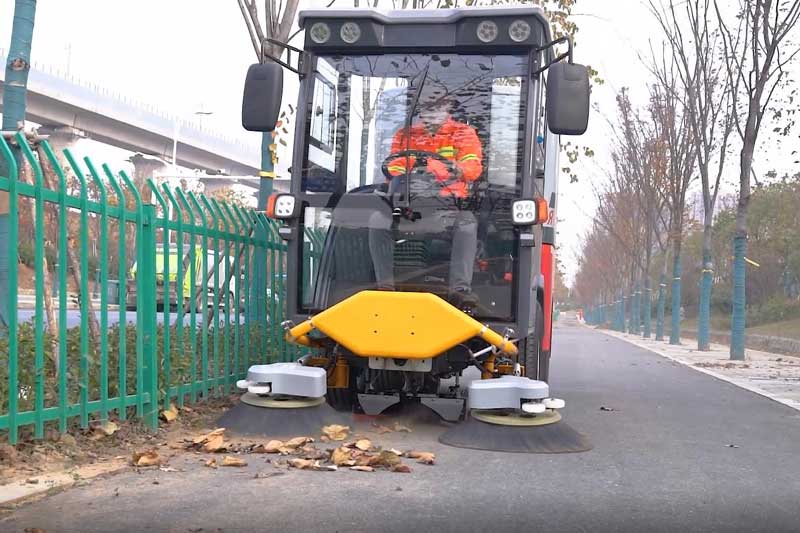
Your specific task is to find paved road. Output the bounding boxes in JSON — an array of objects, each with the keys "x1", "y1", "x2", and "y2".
[{"x1": 4, "y1": 320, "x2": 800, "y2": 532}]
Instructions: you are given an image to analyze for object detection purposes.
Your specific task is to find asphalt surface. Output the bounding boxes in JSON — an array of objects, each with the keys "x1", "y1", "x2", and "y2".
[{"x1": 3, "y1": 318, "x2": 800, "y2": 533}]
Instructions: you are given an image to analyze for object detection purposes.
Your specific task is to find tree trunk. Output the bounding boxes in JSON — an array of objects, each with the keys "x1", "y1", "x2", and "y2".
[
  {"x1": 19, "y1": 157, "x2": 59, "y2": 371},
  {"x1": 39, "y1": 152, "x2": 102, "y2": 346},
  {"x1": 697, "y1": 219, "x2": 714, "y2": 351},
  {"x1": 730, "y1": 132, "x2": 755, "y2": 360},
  {"x1": 0, "y1": 0, "x2": 37, "y2": 330}
]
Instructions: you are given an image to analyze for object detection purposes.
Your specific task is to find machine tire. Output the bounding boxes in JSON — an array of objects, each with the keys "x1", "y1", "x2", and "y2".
[
  {"x1": 326, "y1": 367, "x2": 360, "y2": 412},
  {"x1": 326, "y1": 387, "x2": 354, "y2": 412},
  {"x1": 523, "y1": 301, "x2": 549, "y2": 383}
]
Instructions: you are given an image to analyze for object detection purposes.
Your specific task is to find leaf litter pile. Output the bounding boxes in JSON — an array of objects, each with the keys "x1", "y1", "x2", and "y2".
[{"x1": 179, "y1": 423, "x2": 435, "y2": 475}]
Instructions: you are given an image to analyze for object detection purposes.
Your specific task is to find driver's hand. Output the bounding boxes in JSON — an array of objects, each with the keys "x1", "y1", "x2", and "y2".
[{"x1": 427, "y1": 158, "x2": 450, "y2": 182}]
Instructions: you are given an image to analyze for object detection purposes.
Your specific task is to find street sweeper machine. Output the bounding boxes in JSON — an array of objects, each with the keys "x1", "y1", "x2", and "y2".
[{"x1": 233, "y1": 6, "x2": 591, "y2": 452}]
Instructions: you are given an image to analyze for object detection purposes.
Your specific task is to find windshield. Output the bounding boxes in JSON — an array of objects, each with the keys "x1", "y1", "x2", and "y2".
[{"x1": 298, "y1": 53, "x2": 529, "y2": 320}]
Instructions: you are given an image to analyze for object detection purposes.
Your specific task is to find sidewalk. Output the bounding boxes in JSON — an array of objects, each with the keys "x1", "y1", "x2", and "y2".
[{"x1": 591, "y1": 325, "x2": 800, "y2": 412}]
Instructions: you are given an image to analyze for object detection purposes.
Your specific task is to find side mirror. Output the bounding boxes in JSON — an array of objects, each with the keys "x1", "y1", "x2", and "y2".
[
  {"x1": 546, "y1": 62, "x2": 590, "y2": 136},
  {"x1": 242, "y1": 62, "x2": 284, "y2": 132}
]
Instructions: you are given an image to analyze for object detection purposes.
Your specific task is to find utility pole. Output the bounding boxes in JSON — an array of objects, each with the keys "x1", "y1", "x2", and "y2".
[{"x1": 1, "y1": 0, "x2": 38, "y2": 329}]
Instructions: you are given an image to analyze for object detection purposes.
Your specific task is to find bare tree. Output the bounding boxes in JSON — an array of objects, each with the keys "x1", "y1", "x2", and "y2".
[
  {"x1": 714, "y1": 0, "x2": 800, "y2": 359},
  {"x1": 649, "y1": 51, "x2": 697, "y2": 345},
  {"x1": 651, "y1": 0, "x2": 735, "y2": 351},
  {"x1": 237, "y1": 0, "x2": 301, "y2": 59}
]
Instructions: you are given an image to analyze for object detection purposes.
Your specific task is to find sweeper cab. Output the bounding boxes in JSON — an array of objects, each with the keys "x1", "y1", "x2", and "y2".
[{"x1": 238, "y1": 7, "x2": 589, "y2": 428}]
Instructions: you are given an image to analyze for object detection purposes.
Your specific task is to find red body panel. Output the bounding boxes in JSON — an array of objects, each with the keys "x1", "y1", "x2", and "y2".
[{"x1": 541, "y1": 243, "x2": 554, "y2": 352}]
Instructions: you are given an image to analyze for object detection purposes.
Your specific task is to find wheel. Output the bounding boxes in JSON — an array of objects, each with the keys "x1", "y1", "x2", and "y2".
[
  {"x1": 326, "y1": 387, "x2": 354, "y2": 412},
  {"x1": 523, "y1": 301, "x2": 549, "y2": 382},
  {"x1": 326, "y1": 367, "x2": 361, "y2": 412}
]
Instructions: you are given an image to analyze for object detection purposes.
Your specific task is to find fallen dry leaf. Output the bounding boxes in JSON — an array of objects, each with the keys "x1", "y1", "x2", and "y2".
[
  {"x1": 221, "y1": 456, "x2": 248, "y2": 467},
  {"x1": 321, "y1": 424, "x2": 350, "y2": 441},
  {"x1": 132, "y1": 450, "x2": 161, "y2": 467},
  {"x1": 180, "y1": 405, "x2": 194, "y2": 413},
  {"x1": 354, "y1": 439, "x2": 372, "y2": 451},
  {"x1": 355, "y1": 454, "x2": 377, "y2": 467},
  {"x1": 300, "y1": 445, "x2": 327, "y2": 460},
  {"x1": 319, "y1": 435, "x2": 330, "y2": 443},
  {"x1": 288, "y1": 458, "x2": 316, "y2": 470},
  {"x1": 284, "y1": 436, "x2": 314, "y2": 449},
  {"x1": 313, "y1": 464, "x2": 338, "y2": 472},
  {"x1": 392, "y1": 422, "x2": 412, "y2": 433},
  {"x1": 350, "y1": 465, "x2": 375, "y2": 472},
  {"x1": 372, "y1": 424, "x2": 393, "y2": 434},
  {"x1": 202, "y1": 435, "x2": 227, "y2": 453},
  {"x1": 332, "y1": 447, "x2": 356, "y2": 466},
  {"x1": 373, "y1": 450, "x2": 402, "y2": 468},
  {"x1": 388, "y1": 448, "x2": 404, "y2": 456},
  {"x1": 192, "y1": 428, "x2": 225, "y2": 445},
  {"x1": 405, "y1": 451, "x2": 436, "y2": 465},
  {"x1": 391, "y1": 464, "x2": 412, "y2": 473},
  {"x1": 94, "y1": 421, "x2": 119, "y2": 437},
  {"x1": 159, "y1": 466, "x2": 179, "y2": 473},
  {"x1": 161, "y1": 404, "x2": 179, "y2": 423},
  {"x1": 258, "y1": 440, "x2": 285, "y2": 453},
  {"x1": 204, "y1": 458, "x2": 218, "y2": 469}
]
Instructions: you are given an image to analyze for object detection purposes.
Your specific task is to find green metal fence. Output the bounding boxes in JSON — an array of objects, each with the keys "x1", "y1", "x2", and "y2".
[{"x1": 0, "y1": 133, "x2": 290, "y2": 444}]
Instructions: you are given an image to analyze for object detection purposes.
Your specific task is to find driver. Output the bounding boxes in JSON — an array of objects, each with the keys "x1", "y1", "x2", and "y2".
[
  {"x1": 369, "y1": 86, "x2": 483, "y2": 309},
  {"x1": 384, "y1": 90, "x2": 483, "y2": 196}
]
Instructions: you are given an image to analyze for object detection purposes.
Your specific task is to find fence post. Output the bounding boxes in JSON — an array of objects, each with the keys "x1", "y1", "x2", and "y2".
[
  {"x1": 148, "y1": 180, "x2": 171, "y2": 410},
  {"x1": 656, "y1": 274, "x2": 666, "y2": 341},
  {"x1": 84, "y1": 157, "x2": 111, "y2": 423},
  {"x1": 176, "y1": 189, "x2": 200, "y2": 403},
  {"x1": 140, "y1": 202, "x2": 159, "y2": 428},
  {"x1": 643, "y1": 282, "x2": 652, "y2": 339},
  {"x1": 670, "y1": 253, "x2": 681, "y2": 345},
  {"x1": 0, "y1": 136, "x2": 20, "y2": 444},
  {"x1": 103, "y1": 165, "x2": 130, "y2": 420},
  {"x1": 40, "y1": 143, "x2": 69, "y2": 432}
]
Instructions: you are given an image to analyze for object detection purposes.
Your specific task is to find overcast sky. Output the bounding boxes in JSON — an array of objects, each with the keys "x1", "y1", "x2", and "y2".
[{"x1": 1, "y1": 0, "x2": 796, "y2": 285}]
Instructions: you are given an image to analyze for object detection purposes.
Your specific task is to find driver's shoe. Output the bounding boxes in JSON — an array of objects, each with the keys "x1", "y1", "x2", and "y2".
[{"x1": 450, "y1": 288, "x2": 478, "y2": 315}]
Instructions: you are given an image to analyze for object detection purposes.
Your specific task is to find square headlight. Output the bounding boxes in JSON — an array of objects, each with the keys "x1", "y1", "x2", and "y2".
[
  {"x1": 511, "y1": 198, "x2": 547, "y2": 226},
  {"x1": 267, "y1": 193, "x2": 298, "y2": 219}
]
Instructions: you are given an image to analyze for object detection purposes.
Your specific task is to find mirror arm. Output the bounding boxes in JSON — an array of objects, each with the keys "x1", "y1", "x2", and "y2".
[
  {"x1": 261, "y1": 37, "x2": 307, "y2": 77},
  {"x1": 533, "y1": 35, "x2": 573, "y2": 76}
]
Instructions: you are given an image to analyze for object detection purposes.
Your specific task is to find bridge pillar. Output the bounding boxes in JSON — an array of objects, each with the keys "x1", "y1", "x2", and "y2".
[
  {"x1": 129, "y1": 154, "x2": 167, "y2": 204},
  {"x1": 40, "y1": 125, "x2": 86, "y2": 170}
]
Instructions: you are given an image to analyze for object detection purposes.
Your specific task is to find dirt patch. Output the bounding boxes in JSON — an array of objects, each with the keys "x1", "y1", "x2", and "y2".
[
  {"x1": 693, "y1": 362, "x2": 751, "y2": 369},
  {"x1": 0, "y1": 396, "x2": 236, "y2": 487}
]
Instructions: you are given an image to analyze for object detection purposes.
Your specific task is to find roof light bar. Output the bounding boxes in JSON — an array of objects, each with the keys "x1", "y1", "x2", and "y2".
[
  {"x1": 508, "y1": 20, "x2": 531, "y2": 42},
  {"x1": 476, "y1": 20, "x2": 498, "y2": 43},
  {"x1": 340, "y1": 22, "x2": 361, "y2": 44},
  {"x1": 309, "y1": 22, "x2": 331, "y2": 44}
]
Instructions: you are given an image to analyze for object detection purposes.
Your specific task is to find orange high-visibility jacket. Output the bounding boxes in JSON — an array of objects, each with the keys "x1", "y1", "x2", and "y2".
[{"x1": 386, "y1": 117, "x2": 483, "y2": 198}]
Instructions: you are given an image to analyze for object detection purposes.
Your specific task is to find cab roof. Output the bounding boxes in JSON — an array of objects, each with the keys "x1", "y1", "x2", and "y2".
[
  {"x1": 298, "y1": 6, "x2": 552, "y2": 51},
  {"x1": 298, "y1": 6, "x2": 548, "y2": 27}
]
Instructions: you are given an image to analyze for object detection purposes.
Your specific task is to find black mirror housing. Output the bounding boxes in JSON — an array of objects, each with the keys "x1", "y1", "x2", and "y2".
[
  {"x1": 546, "y1": 62, "x2": 590, "y2": 136},
  {"x1": 242, "y1": 62, "x2": 284, "y2": 132}
]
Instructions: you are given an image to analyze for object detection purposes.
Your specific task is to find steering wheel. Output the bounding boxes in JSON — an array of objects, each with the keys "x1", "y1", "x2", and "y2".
[{"x1": 381, "y1": 150, "x2": 462, "y2": 189}]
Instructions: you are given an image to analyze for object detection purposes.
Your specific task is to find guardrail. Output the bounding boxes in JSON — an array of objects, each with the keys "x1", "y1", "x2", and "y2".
[{"x1": 0, "y1": 134, "x2": 290, "y2": 444}]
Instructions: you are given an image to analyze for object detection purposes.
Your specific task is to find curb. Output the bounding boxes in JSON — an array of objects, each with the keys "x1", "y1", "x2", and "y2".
[{"x1": 589, "y1": 325, "x2": 800, "y2": 414}]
